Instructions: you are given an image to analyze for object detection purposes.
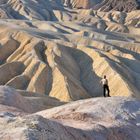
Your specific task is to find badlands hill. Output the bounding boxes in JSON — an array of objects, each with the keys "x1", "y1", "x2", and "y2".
[
  {"x1": 0, "y1": 0, "x2": 140, "y2": 140},
  {"x1": 64, "y1": 0, "x2": 140, "y2": 12},
  {"x1": 0, "y1": 0, "x2": 140, "y2": 101}
]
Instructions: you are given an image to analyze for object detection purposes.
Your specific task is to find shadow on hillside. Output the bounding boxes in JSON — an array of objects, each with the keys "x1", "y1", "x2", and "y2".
[
  {"x1": 116, "y1": 56, "x2": 140, "y2": 93},
  {"x1": 98, "y1": 52, "x2": 139, "y2": 97},
  {"x1": 107, "y1": 42, "x2": 140, "y2": 61},
  {"x1": 54, "y1": 44, "x2": 103, "y2": 98},
  {"x1": 10, "y1": 9, "x2": 29, "y2": 20}
]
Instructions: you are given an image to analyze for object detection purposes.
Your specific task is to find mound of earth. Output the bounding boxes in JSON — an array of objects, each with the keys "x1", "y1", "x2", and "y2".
[
  {"x1": 0, "y1": 86, "x2": 64, "y2": 113},
  {"x1": 64, "y1": 0, "x2": 140, "y2": 12},
  {"x1": 0, "y1": 96, "x2": 140, "y2": 140},
  {"x1": 94, "y1": 0, "x2": 140, "y2": 12}
]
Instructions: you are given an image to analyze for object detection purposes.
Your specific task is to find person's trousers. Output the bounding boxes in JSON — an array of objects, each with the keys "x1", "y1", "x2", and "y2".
[{"x1": 103, "y1": 85, "x2": 110, "y2": 97}]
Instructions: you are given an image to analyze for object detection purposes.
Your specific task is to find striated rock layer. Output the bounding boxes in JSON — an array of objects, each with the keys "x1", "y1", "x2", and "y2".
[
  {"x1": 0, "y1": 2, "x2": 140, "y2": 101},
  {"x1": 1, "y1": 8, "x2": 140, "y2": 101},
  {"x1": 63, "y1": 0, "x2": 140, "y2": 12},
  {"x1": 94, "y1": 0, "x2": 140, "y2": 12}
]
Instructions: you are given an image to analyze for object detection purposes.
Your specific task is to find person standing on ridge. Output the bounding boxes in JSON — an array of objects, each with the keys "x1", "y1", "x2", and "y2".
[{"x1": 100, "y1": 75, "x2": 110, "y2": 97}]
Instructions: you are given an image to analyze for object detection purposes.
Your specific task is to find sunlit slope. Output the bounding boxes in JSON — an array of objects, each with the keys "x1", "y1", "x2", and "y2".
[
  {"x1": 0, "y1": 18, "x2": 140, "y2": 101},
  {"x1": 0, "y1": 0, "x2": 140, "y2": 101}
]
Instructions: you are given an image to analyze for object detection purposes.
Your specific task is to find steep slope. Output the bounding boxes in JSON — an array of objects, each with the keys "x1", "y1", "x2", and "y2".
[
  {"x1": 64, "y1": 0, "x2": 103, "y2": 9},
  {"x1": 64, "y1": 0, "x2": 140, "y2": 12},
  {"x1": 0, "y1": 1, "x2": 140, "y2": 102},
  {"x1": 0, "y1": 1, "x2": 140, "y2": 139},
  {"x1": 94, "y1": 0, "x2": 140, "y2": 12},
  {"x1": 0, "y1": 0, "x2": 139, "y2": 22}
]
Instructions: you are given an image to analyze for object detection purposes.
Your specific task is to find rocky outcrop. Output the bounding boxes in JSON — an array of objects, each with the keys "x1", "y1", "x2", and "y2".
[
  {"x1": 0, "y1": 1, "x2": 140, "y2": 139},
  {"x1": 37, "y1": 97, "x2": 140, "y2": 140},
  {"x1": 0, "y1": 97, "x2": 140, "y2": 140},
  {"x1": 0, "y1": 0, "x2": 139, "y2": 22},
  {"x1": 64, "y1": 0, "x2": 140, "y2": 12},
  {"x1": 94, "y1": 0, "x2": 140, "y2": 12},
  {"x1": 0, "y1": 86, "x2": 64, "y2": 113}
]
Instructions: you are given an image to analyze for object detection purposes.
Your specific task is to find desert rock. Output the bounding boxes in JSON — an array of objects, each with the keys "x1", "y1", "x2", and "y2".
[
  {"x1": 0, "y1": 0, "x2": 140, "y2": 101},
  {"x1": 0, "y1": 97, "x2": 140, "y2": 140},
  {"x1": 0, "y1": 0, "x2": 140, "y2": 139}
]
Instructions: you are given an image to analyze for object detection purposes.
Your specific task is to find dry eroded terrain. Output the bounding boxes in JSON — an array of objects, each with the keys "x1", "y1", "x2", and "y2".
[
  {"x1": 0, "y1": 1, "x2": 140, "y2": 140},
  {"x1": 1, "y1": 1, "x2": 140, "y2": 101}
]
